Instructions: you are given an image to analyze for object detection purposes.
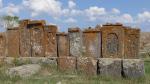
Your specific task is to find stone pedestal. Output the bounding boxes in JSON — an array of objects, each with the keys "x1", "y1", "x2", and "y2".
[
  {"x1": 122, "y1": 59, "x2": 145, "y2": 78},
  {"x1": 57, "y1": 57, "x2": 76, "y2": 72},
  {"x1": 77, "y1": 57, "x2": 97, "y2": 75},
  {"x1": 98, "y1": 58, "x2": 122, "y2": 77}
]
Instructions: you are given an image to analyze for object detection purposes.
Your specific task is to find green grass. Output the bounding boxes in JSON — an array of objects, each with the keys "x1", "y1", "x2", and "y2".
[{"x1": 0, "y1": 59, "x2": 150, "y2": 84}]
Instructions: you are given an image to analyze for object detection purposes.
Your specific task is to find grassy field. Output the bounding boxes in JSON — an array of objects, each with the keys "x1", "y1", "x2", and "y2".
[{"x1": 0, "y1": 59, "x2": 150, "y2": 84}]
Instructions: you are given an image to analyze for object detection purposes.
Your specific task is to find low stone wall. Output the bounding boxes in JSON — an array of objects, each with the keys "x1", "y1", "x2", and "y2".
[{"x1": 0, "y1": 57, "x2": 145, "y2": 78}]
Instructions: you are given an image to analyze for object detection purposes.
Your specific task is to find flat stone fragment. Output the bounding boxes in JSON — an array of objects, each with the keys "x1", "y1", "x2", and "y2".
[
  {"x1": 6, "y1": 64, "x2": 41, "y2": 78},
  {"x1": 122, "y1": 59, "x2": 145, "y2": 78},
  {"x1": 98, "y1": 58, "x2": 122, "y2": 77},
  {"x1": 57, "y1": 57, "x2": 76, "y2": 72},
  {"x1": 77, "y1": 57, "x2": 97, "y2": 75}
]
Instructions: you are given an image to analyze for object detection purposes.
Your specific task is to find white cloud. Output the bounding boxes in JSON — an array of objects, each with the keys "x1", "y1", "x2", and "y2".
[
  {"x1": 119, "y1": 14, "x2": 133, "y2": 23},
  {"x1": 112, "y1": 8, "x2": 120, "y2": 14},
  {"x1": 85, "y1": 6, "x2": 106, "y2": 21},
  {"x1": 23, "y1": 0, "x2": 62, "y2": 18},
  {"x1": 0, "y1": 3, "x2": 20, "y2": 16},
  {"x1": 138, "y1": 11, "x2": 150, "y2": 23},
  {"x1": 64, "y1": 18, "x2": 77, "y2": 23},
  {"x1": 68, "y1": 0, "x2": 76, "y2": 9}
]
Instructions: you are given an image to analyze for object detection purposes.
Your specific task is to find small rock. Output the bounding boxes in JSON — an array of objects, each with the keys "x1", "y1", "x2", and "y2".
[
  {"x1": 122, "y1": 59, "x2": 145, "y2": 78},
  {"x1": 6, "y1": 64, "x2": 41, "y2": 78}
]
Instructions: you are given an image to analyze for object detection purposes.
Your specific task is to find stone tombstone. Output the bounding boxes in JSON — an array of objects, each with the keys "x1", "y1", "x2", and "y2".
[
  {"x1": 82, "y1": 28, "x2": 101, "y2": 58},
  {"x1": 100, "y1": 23, "x2": 125, "y2": 58},
  {"x1": 124, "y1": 28, "x2": 140, "y2": 59},
  {"x1": 28, "y1": 21, "x2": 45, "y2": 57},
  {"x1": 19, "y1": 25, "x2": 31, "y2": 57},
  {"x1": 56, "y1": 32, "x2": 69, "y2": 57},
  {"x1": 0, "y1": 33, "x2": 6, "y2": 57},
  {"x1": 7, "y1": 28, "x2": 20, "y2": 57},
  {"x1": 44, "y1": 25, "x2": 57, "y2": 57},
  {"x1": 68, "y1": 28, "x2": 83, "y2": 57}
]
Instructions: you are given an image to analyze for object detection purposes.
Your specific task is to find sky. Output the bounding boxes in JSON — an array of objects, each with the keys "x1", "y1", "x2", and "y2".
[{"x1": 0, "y1": 0, "x2": 150, "y2": 32}]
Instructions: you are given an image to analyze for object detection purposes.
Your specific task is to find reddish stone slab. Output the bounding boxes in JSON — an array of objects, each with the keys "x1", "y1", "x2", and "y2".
[
  {"x1": 7, "y1": 28, "x2": 20, "y2": 57},
  {"x1": 82, "y1": 28, "x2": 101, "y2": 58},
  {"x1": 44, "y1": 25, "x2": 57, "y2": 57}
]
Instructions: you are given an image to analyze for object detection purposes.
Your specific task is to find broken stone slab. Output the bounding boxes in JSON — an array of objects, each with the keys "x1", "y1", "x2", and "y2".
[
  {"x1": 6, "y1": 64, "x2": 41, "y2": 78},
  {"x1": 77, "y1": 57, "x2": 97, "y2": 75},
  {"x1": 98, "y1": 58, "x2": 122, "y2": 77},
  {"x1": 57, "y1": 57, "x2": 76, "y2": 72},
  {"x1": 122, "y1": 59, "x2": 145, "y2": 78}
]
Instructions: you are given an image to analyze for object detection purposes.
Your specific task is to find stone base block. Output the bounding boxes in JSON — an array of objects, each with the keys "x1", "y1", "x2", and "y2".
[
  {"x1": 98, "y1": 58, "x2": 122, "y2": 77},
  {"x1": 122, "y1": 59, "x2": 145, "y2": 78},
  {"x1": 57, "y1": 57, "x2": 76, "y2": 72},
  {"x1": 77, "y1": 57, "x2": 97, "y2": 75}
]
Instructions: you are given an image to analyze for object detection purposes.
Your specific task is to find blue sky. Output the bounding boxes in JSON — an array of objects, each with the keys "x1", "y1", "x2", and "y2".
[{"x1": 1, "y1": 0, "x2": 150, "y2": 32}]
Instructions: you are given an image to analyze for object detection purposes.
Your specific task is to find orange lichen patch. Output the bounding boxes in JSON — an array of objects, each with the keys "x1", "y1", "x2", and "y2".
[{"x1": 56, "y1": 32, "x2": 69, "y2": 57}]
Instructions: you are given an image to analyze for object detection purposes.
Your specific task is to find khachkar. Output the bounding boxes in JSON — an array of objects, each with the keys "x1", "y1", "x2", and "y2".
[{"x1": 0, "y1": 20, "x2": 144, "y2": 78}]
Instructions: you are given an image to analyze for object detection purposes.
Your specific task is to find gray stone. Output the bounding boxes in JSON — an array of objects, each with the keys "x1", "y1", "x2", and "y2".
[
  {"x1": 98, "y1": 58, "x2": 122, "y2": 77},
  {"x1": 6, "y1": 64, "x2": 41, "y2": 78},
  {"x1": 122, "y1": 59, "x2": 145, "y2": 78}
]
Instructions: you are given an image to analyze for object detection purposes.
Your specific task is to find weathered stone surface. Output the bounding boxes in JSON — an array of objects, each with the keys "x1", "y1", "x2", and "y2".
[
  {"x1": 19, "y1": 28, "x2": 31, "y2": 57},
  {"x1": 124, "y1": 28, "x2": 140, "y2": 59},
  {"x1": 7, "y1": 28, "x2": 20, "y2": 57},
  {"x1": 56, "y1": 33, "x2": 69, "y2": 57},
  {"x1": 0, "y1": 33, "x2": 6, "y2": 57},
  {"x1": 2, "y1": 57, "x2": 57, "y2": 65},
  {"x1": 30, "y1": 23, "x2": 45, "y2": 57},
  {"x1": 122, "y1": 59, "x2": 145, "y2": 78},
  {"x1": 77, "y1": 57, "x2": 97, "y2": 75},
  {"x1": 57, "y1": 57, "x2": 76, "y2": 71},
  {"x1": 82, "y1": 29, "x2": 101, "y2": 58},
  {"x1": 68, "y1": 28, "x2": 83, "y2": 57},
  {"x1": 44, "y1": 25, "x2": 57, "y2": 57},
  {"x1": 100, "y1": 24, "x2": 125, "y2": 58},
  {"x1": 6, "y1": 64, "x2": 41, "y2": 78},
  {"x1": 98, "y1": 58, "x2": 122, "y2": 77}
]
